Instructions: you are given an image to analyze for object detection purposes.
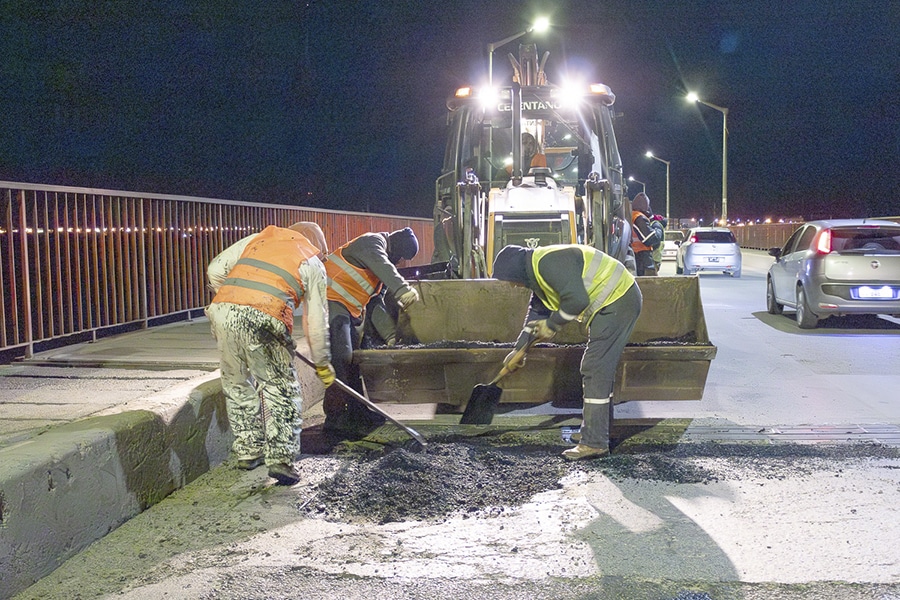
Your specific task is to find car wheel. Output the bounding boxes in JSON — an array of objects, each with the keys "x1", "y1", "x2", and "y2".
[
  {"x1": 730, "y1": 269, "x2": 741, "y2": 278},
  {"x1": 676, "y1": 264, "x2": 683, "y2": 275},
  {"x1": 766, "y1": 278, "x2": 783, "y2": 314},
  {"x1": 795, "y1": 286, "x2": 818, "y2": 329}
]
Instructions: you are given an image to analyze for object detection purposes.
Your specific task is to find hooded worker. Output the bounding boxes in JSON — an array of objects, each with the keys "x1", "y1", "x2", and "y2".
[
  {"x1": 206, "y1": 225, "x2": 334, "y2": 485},
  {"x1": 492, "y1": 243, "x2": 641, "y2": 460},
  {"x1": 630, "y1": 192, "x2": 662, "y2": 276},
  {"x1": 323, "y1": 227, "x2": 420, "y2": 434},
  {"x1": 287, "y1": 221, "x2": 328, "y2": 259}
]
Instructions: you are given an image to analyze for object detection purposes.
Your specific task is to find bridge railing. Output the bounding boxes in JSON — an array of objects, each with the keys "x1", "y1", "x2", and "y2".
[
  {"x1": 728, "y1": 222, "x2": 802, "y2": 251},
  {"x1": 1, "y1": 182, "x2": 432, "y2": 359}
]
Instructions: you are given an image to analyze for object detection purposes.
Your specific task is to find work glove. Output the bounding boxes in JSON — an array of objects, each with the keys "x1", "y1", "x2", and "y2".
[
  {"x1": 397, "y1": 288, "x2": 420, "y2": 310},
  {"x1": 503, "y1": 349, "x2": 526, "y2": 373},
  {"x1": 315, "y1": 363, "x2": 336, "y2": 388},
  {"x1": 526, "y1": 319, "x2": 559, "y2": 342}
]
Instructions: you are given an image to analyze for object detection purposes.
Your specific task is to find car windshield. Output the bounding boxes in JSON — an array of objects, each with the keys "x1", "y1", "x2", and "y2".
[
  {"x1": 665, "y1": 231, "x2": 684, "y2": 242},
  {"x1": 694, "y1": 231, "x2": 735, "y2": 243},
  {"x1": 831, "y1": 226, "x2": 900, "y2": 252}
]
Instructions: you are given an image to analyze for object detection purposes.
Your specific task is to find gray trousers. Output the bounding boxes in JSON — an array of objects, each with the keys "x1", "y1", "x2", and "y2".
[{"x1": 579, "y1": 283, "x2": 643, "y2": 448}]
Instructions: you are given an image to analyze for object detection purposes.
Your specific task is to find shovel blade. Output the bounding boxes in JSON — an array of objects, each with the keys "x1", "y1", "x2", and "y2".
[{"x1": 459, "y1": 383, "x2": 503, "y2": 425}]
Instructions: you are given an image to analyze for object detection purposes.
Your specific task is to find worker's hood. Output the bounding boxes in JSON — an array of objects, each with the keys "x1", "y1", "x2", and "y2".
[
  {"x1": 492, "y1": 245, "x2": 529, "y2": 285},
  {"x1": 633, "y1": 192, "x2": 651, "y2": 214}
]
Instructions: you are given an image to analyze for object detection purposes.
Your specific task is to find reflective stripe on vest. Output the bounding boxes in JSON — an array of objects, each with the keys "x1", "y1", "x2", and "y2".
[
  {"x1": 631, "y1": 211, "x2": 653, "y2": 253},
  {"x1": 223, "y1": 257, "x2": 305, "y2": 302},
  {"x1": 325, "y1": 244, "x2": 382, "y2": 318}
]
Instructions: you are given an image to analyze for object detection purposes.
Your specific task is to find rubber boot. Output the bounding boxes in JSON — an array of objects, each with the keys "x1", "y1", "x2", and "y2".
[{"x1": 563, "y1": 397, "x2": 610, "y2": 460}]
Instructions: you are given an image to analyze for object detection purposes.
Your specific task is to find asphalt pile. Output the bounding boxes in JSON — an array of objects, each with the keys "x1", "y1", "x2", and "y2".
[
  {"x1": 303, "y1": 440, "x2": 568, "y2": 524},
  {"x1": 301, "y1": 437, "x2": 900, "y2": 525}
]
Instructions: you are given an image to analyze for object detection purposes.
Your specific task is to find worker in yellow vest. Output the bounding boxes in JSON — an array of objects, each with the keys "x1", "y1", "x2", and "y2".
[{"x1": 492, "y1": 243, "x2": 642, "y2": 460}]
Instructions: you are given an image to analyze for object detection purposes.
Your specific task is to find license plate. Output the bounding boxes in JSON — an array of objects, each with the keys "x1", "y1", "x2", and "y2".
[
  {"x1": 706, "y1": 256, "x2": 720, "y2": 263},
  {"x1": 856, "y1": 286, "x2": 894, "y2": 299}
]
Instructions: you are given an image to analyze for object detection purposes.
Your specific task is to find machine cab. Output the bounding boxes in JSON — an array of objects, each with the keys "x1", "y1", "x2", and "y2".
[{"x1": 433, "y1": 44, "x2": 629, "y2": 278}]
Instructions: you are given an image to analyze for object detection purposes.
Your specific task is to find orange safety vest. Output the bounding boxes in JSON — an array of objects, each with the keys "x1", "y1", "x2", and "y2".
[
  {"x1": 325, "y1": 241, "x2": 383, "y2": 318},
  {"x1": 631, "y1": 210, "x2": 653, "y2": 254},
  {"x1": 212, "y1": 226, "x2": 319, "y2": 332}
]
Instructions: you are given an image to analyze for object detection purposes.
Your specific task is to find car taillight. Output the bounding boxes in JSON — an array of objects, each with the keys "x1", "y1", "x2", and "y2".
[
  {"x1": 815, "y1": 229, "x2": 832, "y2": 254},
  {"x1": 689, "y1": 235, "x2": 698, "y2": 243}
]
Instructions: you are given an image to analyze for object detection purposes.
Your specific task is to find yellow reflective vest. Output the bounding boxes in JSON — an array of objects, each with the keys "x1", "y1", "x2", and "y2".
[{"x1": 531, "y1": 245, "x2": 635, "y2": 324}]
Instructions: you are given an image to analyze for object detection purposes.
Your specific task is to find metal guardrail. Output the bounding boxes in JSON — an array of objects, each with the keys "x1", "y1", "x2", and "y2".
[
  {"x1": 1, "y1": 182, "x2": 432, "y2": 359},
  {"x1": 728, "y1": 217, "x2": 900, "y2": 250},
  {"x1": 728, "y1": 222, "x2": 801, "y2": 250}
]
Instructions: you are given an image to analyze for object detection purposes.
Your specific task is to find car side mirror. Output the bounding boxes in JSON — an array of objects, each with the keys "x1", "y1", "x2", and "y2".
[
  {"x1": 768, "y1": 247, "x2": 782, "y2": 259},
  {"x1": 675, "y1": 240, "x2": 682, "y2": 246}
]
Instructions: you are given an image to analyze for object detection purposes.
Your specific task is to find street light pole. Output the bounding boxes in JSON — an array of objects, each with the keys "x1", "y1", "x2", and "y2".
[
  {"x1": 487, "y1": 17, "x2": 549, "y2": 88},
  {"x1": 627, "y1": 176, "x2": 646, "y2": 194},
  {"x1": 645, "y1": 152, "x2": 670, "y2": 224},
  {"x1": 687, "y1": 93, "x2": 729, "y2": 225}
]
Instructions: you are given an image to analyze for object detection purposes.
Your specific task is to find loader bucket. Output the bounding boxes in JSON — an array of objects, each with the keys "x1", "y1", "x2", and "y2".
[{"x1": 353, "y1": 276, "x2": 716, "y2": 409}]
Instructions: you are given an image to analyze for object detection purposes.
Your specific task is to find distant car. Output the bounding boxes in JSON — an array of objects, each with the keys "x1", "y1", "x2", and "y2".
[
  {"x1": 767, "y1": 219, "x2": 900, "y2": 328},
  {"x1": 676, "y1": 227, "x2": 742, "y2": 277},
  {"x1": 662, "y1": 230, "x2": 684, "y2": 261}
]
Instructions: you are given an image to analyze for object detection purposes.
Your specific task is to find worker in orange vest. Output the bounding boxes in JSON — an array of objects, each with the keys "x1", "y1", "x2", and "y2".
[
  {"x1": 206, "y1": 224, "x2": 334, "y2": 486},
  {"x1": 324, "y1": 227, "x2": 420, "y2": 435},
  {"x1": 630, "y1": 192, "x2": 662, "y2": 276}
]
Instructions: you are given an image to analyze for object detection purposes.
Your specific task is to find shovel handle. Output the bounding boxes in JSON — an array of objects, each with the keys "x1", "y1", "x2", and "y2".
[
  {"x1": 491, "y1": 334, "x2": 538, "y2": 385},
  {"x1": 294, "y1": 351, "x2": 428, "y2": 447}
]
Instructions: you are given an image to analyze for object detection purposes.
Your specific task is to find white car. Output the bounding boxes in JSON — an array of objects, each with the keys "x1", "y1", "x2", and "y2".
[
  {"x1": 662, "y1": 230, "x2": 684, "y2": 261},
  {"x1": 676, "y1": 227, "x2": 742, "y2": 277}
]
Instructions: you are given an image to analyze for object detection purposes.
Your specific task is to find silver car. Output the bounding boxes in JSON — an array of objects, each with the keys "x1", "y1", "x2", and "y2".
[
  {"x1": 662, "y1": 230, "x2": 684, "y2": 261},
  {"x1": 767, "y1": 219, "x2": 900, "y2": 328},
  {"x1": 676, "y1": 227, "x2": 742, "y2": 277}
]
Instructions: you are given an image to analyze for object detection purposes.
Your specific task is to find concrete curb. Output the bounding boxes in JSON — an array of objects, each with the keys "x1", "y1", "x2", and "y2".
[{"x1": 0, "y1": 373, "x2": 231, "y2": 600}]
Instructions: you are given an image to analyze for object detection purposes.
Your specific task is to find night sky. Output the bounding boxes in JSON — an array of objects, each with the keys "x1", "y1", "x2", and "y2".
[{"x1": 1, "y1": 1, "x2": 897, "y2": 221}]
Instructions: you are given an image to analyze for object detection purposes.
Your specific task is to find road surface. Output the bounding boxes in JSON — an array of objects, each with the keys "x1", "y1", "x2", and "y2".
[{"x1": 13, "y1": 250, "x2": 900, "y2": 600}]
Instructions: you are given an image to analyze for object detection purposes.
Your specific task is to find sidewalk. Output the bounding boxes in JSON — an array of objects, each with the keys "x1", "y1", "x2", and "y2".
[
  {"x1": 0, "y1": 319, "x2": 219, "y2": 447},
  {"x1": 0, "y1": 319, "x2": 232, "y2": 599}
]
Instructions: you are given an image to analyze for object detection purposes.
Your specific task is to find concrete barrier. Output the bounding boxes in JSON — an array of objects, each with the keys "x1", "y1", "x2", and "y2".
[{"x1": 0, "y1": 374, "x2": 230, "y2": 599}]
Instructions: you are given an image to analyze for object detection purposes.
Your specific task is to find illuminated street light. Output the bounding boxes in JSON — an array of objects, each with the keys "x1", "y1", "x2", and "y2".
[
  {"x1": 627, "y1": 176, "x2": 646, "y2": 193},
  {"x1": 488, "y1": 17, "x2": 550, "y2": 88},
  {"x1": 687, "y1": 92, "x2": 729, "y2": 226},
  {"x1": 644, "y1": 151, "x2": 670, "y2": 223}
]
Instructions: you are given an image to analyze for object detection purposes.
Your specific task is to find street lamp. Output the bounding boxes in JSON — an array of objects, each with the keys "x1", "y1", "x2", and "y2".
[
  {"x1": 488, "y1": 17, "x2": 550, "y2": 87},
  {"x1": 627, "y1": 176, "x2": 646, "y2": 193},
  {"x1": 687, "y1": 92, "x2": 728, "y2": 226},
  {"x1": 644, "y1": 151, "x2": 670, "y2": 224}
]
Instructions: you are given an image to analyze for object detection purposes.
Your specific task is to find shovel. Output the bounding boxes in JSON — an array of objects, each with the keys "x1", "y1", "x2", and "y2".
[
  {"x1": 294, "y1": 351, "x2": 428, "y2": 448},
  {"x1": 460, "y1": 331, "x2": 537, "y2": 425}
]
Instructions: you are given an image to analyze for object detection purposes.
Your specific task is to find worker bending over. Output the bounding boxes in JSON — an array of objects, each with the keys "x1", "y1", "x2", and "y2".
[
  {"x1": 491, "y1": 243, "x2": 642, "y2": 460},
  {"x1": 324, "y1": 227, "x2": 420, "y2": 434},
  {"x1": 207, "y1": 224, "x2": 334, "y2": 485}
]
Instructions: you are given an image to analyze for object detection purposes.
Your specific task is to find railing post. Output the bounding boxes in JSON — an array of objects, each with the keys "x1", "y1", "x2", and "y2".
[{"x1": 18, "y1": 190, "x2": 33, "y2": 358}]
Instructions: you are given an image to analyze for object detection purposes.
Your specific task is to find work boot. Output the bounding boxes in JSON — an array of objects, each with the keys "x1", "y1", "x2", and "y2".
[
  {"x1": 268, "y1": 462, "x2": 302, "y2": 486},
  {"x1": 562, "y1": 444, "x2": 609, "y2": 461},
  {"x1": 236, "y1": 456, "x2": 264, "y2": 470}
]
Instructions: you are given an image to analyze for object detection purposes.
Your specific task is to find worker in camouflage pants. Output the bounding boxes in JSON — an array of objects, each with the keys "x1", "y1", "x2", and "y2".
[{"x1": 207, "y1": 225, "x2": 334, "y2": 485}]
